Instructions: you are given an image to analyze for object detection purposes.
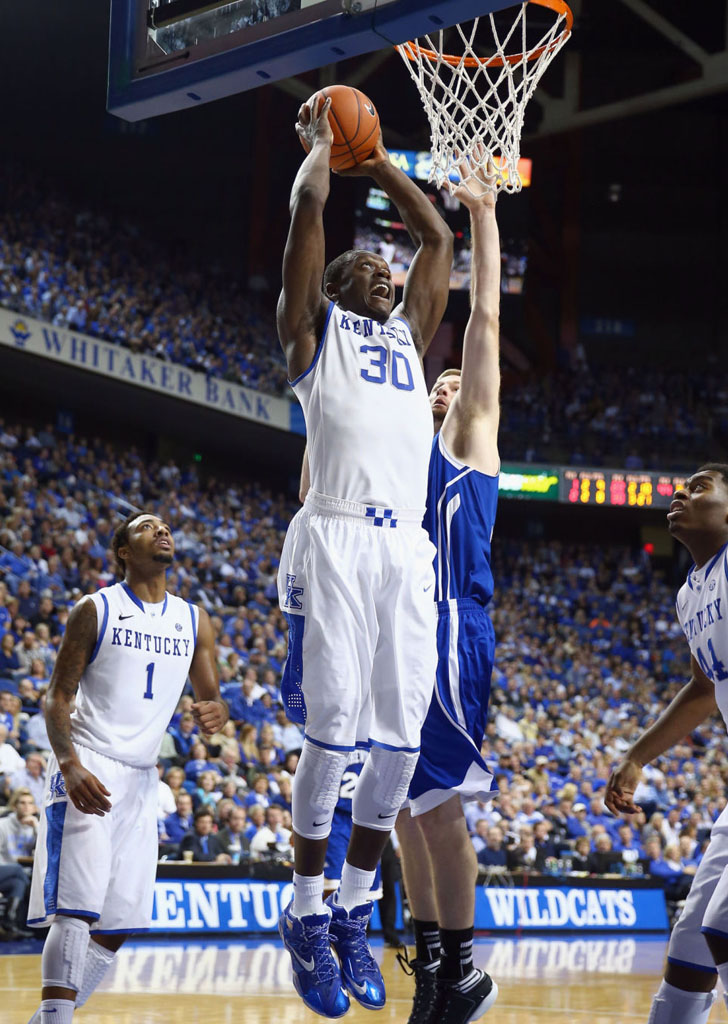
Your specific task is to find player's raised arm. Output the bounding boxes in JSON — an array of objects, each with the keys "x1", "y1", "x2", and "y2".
[
  {"x1": 277, "y1": 97, "x2": 334, "y2": 381},
  {"x1": 448, "y1": 156, "x2": 501, "y2": 472},
  {"x1": 605, "y1": 655, "x2": 717, "y2": 815},
  {"x1": 46, "y1": 597, "x2": 112, "y2": 816},
  {"x1": 188, "y1": 607, "x2": 229, "y2": 736},
  {"x1": 342, "y1": 136, "x2": 453, "y2": 353}
]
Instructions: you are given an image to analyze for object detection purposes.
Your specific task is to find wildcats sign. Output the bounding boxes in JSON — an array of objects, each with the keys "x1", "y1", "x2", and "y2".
[{"x1": 476, "y1": 885, "x2": 668, "y2": 932}]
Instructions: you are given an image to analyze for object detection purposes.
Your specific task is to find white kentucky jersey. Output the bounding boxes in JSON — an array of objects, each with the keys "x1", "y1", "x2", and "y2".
[
  {"x1": 676, "y1": 542, "x2": 728, "y2": 726},
  {"x1": 291, "y1": 302, "x2": 433, "y2": 509},
  {"x1": 71, "y1": 582, "x2": 198, "y2": 768}
]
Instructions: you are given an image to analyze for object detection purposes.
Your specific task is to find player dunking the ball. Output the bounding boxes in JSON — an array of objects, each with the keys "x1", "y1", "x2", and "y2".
[
  {"x1": 26, "y1": 513, "x2": 227, "y2": 1024},
  {"x1": 396, "y1": 154, "x2": 501, "y2": 1024},
  {"x1": 606, "y1": 465, "x2": 728, "y2": 1024},
  {"x1": 276, "y1": 95, "x2": 452, "y2": 1017}
]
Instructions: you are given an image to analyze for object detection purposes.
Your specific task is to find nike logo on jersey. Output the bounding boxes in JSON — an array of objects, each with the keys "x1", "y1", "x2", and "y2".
[
  {"x1": 313, "y1": 817, "x2": 331, "y2": 828},
  {"x1": 119, "y1": 614, "x2": 134, "y2": 620},
  {"x1": 377, "y1": 812, "x2": 396, "y2": 819},
  {"x1": 423, "y1": 583, "x2": 433, "y2": 593}
]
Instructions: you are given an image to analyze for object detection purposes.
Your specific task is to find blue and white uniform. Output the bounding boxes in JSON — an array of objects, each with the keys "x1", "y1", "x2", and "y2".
[
  {"x1": 409, "y1": 431, "x2": 499, "y2": 816},
  {"x1": 665, "y1": 542, "x2": 728, "y2": 972},
  {"x1": 278, "y1": 302, "x2": 437, "y2": 753},
  {"x1": 29, "y1": 582, "x2": 198, "y2": 932},
  {"x1": 323, "y1": 751, "x2": 382, "y2": 898}
]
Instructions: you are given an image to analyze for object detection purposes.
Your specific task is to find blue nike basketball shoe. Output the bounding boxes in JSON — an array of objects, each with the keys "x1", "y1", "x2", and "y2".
[
  {"x1": 326, "y1": 893, "x2": 386, "y2": 1009},
  {"x1": 279, "y1": 901, "x2": 350, "y2": 1018}
]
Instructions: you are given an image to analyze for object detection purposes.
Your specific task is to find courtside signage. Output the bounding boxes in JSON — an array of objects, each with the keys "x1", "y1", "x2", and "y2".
[
  {"x1": 150, "y1": 879, "x2": 667, "y2": 933},
  {"x1": 477, "y1": 885, "x2": 668, "y2": 931},
  {"x1": 0, "y1": 307, "x2": 289, "y2": 432}
]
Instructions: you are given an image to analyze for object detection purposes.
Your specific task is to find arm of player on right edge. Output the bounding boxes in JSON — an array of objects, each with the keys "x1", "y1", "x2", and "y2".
[
  {"x1": 299, "y1": 446, "x2": 311, "y2": 504},
  {"x1": 276, "y1": 96, "x2": 334, "y2": 381},
  {"x1": 46, "y1": 597, "x2": 112, "y2": 816},
  {"x1": 605, "y1": 655, "x2": 717, "y2": 816}
]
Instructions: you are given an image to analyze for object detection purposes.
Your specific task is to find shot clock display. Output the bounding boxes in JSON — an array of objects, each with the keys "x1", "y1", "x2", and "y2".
[{"x1": 560, "y1": 469, "x2": 688, "y2": 509}]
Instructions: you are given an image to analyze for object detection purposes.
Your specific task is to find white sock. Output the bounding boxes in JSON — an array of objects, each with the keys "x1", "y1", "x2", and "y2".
[
  {"x1": 75, "y1": 939, "x2": 117, "y2": 1008},
  {"x1": 337, "y1": 861, "x2": 375, "y2": 912},
  {"x1": 647, "y1": 980, "x2": 716, "y2": 1024},
  {"x1": 292, "y1": 872, "x2": 326, "y2": 918},
  {"x1": 41, "y1": 999, "x2": 75, "y2": 1023}
]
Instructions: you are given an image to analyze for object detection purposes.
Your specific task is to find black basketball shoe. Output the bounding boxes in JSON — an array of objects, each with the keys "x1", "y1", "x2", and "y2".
[
  {"x1": 436, "y1": 968, "x2": 498, "y2": 1024},
  {"x1": 396, "y1": 945, "x2": 441, "y2": 1024}
]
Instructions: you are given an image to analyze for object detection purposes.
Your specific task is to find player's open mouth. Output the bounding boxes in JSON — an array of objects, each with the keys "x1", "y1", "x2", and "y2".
[
  {"x1": 370, "y1": 284, "x2": 390, "y2": 299},
  {"x1": 156, "y1": 539, "x2": 172, "y2": 548},
  {"x1": 668, "y1": 500, "x2": 685, "y2": 513}
]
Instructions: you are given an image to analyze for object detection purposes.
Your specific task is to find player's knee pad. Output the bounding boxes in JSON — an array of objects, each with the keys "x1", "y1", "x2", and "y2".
[
  {"x1": 75, "y1": 939, "x2": 117, "y2": 1008},
  {"x1": 292, "y1": 739, "x2": 351, "y2": 840},
  {"x1": 42, "y1": 915, "x2": 90, "y2": 993},
  {"x1": 352, "y1": 745, "x2": 419, "y2": 831},
  {"x1": 648, "y1": 980, "x2": 716, "y2": 1024}
]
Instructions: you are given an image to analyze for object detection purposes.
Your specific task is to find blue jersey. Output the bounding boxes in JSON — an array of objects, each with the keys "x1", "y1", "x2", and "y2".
[{"x1": 423, "y1": 433, "x2": 499, "y2": 606}]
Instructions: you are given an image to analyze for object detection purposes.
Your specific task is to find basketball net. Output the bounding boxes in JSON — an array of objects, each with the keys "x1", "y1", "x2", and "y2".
[{"x1": 397, "y1": 0, "x2": 572, "y2": 195}]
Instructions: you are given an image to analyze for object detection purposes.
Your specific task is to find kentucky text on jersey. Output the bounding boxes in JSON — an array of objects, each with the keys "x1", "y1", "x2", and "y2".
[
  {"x1": 682, "y1": 599, "x2": 723, "y2": 642},
  {"x1": 110, "y1": 627, "x2": 191, "y2": 656},
  {"x1": 336, "y1": 313, "x2": 412, "y2": 346}
]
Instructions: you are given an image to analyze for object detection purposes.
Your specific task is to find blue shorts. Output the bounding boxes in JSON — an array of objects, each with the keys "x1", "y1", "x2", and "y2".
[{"x1": 409, "y1": 598, "x2": 496, "y2": 816}]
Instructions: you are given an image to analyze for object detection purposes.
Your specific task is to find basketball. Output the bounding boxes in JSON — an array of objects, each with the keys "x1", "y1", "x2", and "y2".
[{"x1": 300, "y1": 85, "x2": 380, "y2": 172}]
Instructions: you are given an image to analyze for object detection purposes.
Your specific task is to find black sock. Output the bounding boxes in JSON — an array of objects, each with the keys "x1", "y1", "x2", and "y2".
[
  {"x1": 412, "y1": 918, "x2": 440, "y2": 964},
  {"x1": 439, "y1": 926, "x2": 474, "y2": 981}
]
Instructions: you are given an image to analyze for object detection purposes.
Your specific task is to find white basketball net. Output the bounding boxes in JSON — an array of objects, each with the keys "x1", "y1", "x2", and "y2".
[{"x1": 397, "y1": 2, "x2": 572, "y2": 195}]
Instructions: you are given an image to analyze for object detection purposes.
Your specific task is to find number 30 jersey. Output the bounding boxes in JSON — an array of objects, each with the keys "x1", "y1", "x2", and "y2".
[
  {"x1": 676, "y1": 542, "x2": 728, "y2": 725},
  {"x1": 291, "y1": 302, "x2": 432, "y2": 510},
  {"x1": 70, "y1": 582, "x2": 198, "y2": 768}
]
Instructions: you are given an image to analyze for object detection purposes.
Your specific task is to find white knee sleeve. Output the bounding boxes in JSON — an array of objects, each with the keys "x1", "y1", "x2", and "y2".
[
  {"x1": 75, "y1": 939, "x2": 117, "y2": 1008},
  {"x1": 647, "y1": 980, "x2": 716, "y2": 1024},
  {"x1": 292, "y1": 740, "x2": 351, "y2": 840},
  {"x1": 42, "y1": 915, "x2": 90, "y2": 992},
  {"x1": 352, "y1": 746, "x2": 419, "y2": 831}
]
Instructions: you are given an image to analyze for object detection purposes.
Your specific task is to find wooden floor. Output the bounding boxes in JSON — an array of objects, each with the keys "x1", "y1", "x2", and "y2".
[{"x1": 6, "y1": 935, "x2": 728, "y2": 1023}]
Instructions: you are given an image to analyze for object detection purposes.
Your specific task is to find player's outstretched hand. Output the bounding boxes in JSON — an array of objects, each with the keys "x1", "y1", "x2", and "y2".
[
  {"x1": 192, "y1": 699, "x2": 228, "y2": 736},
  {"x1": 336, "y1": 131, "x2": 389, "y2": 177},
  {"x1": 63, "y1": 762, "x2": 112, "y2": 816},
  {"x1": 297, "y1": 95, "x2": 333, "y2": 150},
  {"x1": 605, "y1": 759, "x2": 643, "y2": 816},
  {"x1": 454, "y1": 143, "x2": 497, "y2": 210}
]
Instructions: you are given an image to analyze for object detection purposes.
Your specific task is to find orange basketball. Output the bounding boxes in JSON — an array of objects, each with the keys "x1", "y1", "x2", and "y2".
[{"x1": 300, "y1": 85, "x2": 380, "y2": 172}]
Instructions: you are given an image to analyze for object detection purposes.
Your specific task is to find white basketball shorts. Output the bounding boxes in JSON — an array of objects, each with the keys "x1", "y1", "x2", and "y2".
[
  {"x1": 278, "y1": 490, "x2": 437, "y2": 753},
  {"x1": 668, "y1": 819, "x2": 728, "y2": 973},
  {"x1": 28, "y1": 743, "x2": 158, "y2": 933}
]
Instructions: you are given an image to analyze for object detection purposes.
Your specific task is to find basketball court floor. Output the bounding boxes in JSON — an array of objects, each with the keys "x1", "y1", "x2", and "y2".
[{"x1": 6, "y1": 934, "x2": 728, "y2": 1023}]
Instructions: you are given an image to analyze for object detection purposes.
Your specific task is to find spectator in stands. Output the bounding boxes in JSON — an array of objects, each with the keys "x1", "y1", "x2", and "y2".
[
  {"x1": 570, "y1": 836, "x2": 591, "y2": 872},
  {"x1": 587, "y1": 833, "x2": 619, "y2": 874},
  {"x1": 271, "y1": 706, "x2": 304, "y2": 753},
  {"x1": 245, "y1": 773, "x2": 271, "y2": 811},
  {"x1": 179, "y1": 808, "x2": 229, "y2": 863},
  {"x1": 245, "y1": 804, "x2": 265, "y2": 843},
  {"x1": 217, "y1": 806, "x2": 251, "y2": 863},
  {"x1": 6, "y1": 752, "x2": 45, "y2": 806},
  {"x1": 21, "y1": 693, "x2": 51, "y2": 755},
  {"x1": 477, "y1": 827, "x2": 508, "y2": 868},
  {"x1": 533, "y1": 820, "x2": 558, "y2": 862},
  {"x1": 249, "y1": 805, "x2": 292, "y2": 861},
  {"x1": 163, "y1": 793, "x2": 195, "y2": 847},
  {"x1": 0, "y1": 723, "x2": 23, "y2": 781},
  {"x1": 0, "y1": 789, "x2": 36, "y2": 937},
  {"x1": 14, "y1": 630, "x2": 38, "y2": 674},
  {"x1": 157, "y1": 762, "x2": 177, "y2": 824},
  {"x1": 0, "y1": 633, "x2": 21, "y2": 677},
  {"x1": 17, "y1": 678, "x2": 40, "y2": 714},
  {"x1": 565, "y1": 802, "x2": 589, "y2": 838},
  {"x1": 194, "y1": 770, "x2": 221, "y2": 811},
  {"x1": 507, "y1": 826, "x2": 540, "y2": 871},
  {"x1": 643, "y1": 836, "x2": 696, "y2": 900},
  {"x1": 170, "y1": 711, "x2": 198, "y2": 761}
]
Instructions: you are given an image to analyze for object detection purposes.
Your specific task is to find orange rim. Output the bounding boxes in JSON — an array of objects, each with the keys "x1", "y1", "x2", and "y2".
[{"x1": 397, "y1": 0, "x2": 573, "y2": 69}]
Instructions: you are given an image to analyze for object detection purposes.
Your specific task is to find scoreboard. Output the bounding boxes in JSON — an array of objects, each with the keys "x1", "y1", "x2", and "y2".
[{"x1": 560, "y1": 469, "x2": 687, "y2": 509}]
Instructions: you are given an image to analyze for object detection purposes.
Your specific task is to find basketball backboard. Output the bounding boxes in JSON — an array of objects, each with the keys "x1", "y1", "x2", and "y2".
[{"x1": 108, "y1": 0, "x2": 518, "y2": 121}]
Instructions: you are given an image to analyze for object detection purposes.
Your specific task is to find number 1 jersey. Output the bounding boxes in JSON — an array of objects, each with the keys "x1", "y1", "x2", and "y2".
[
  {"x1": 291, "y1": 302, "x2": 432, "y2": 509},
  {"x1": 675, "y1": 541, "x2": 728, "y2": 724},
  {"x1": 71, "y1": 582, "x2": 198, "y2": 768}
]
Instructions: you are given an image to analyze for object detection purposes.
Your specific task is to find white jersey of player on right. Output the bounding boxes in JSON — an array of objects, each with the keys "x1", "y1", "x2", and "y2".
[
  {"x1": 291, "y1": 302, "x2": 432, "y2": 510},
  {"x1": 676, "y1": 541, "x2": 728, "y2": 730},
  {"x1": 72, "y1": 581, "x2": 198, "y2": 768}
]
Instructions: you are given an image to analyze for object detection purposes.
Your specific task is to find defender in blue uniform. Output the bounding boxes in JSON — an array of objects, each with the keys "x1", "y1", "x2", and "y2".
[{"x1": 397, "y1": 159, "x2": 502, "y2": 1024}]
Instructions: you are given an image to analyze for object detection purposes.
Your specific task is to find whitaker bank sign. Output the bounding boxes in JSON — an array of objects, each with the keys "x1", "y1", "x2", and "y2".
[{"x1": 0, "y1": 307, "x2": 295, "y2": 432}]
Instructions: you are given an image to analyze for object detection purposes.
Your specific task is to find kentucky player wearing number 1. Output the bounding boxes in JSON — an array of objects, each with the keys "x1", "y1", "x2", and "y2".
[
  {"x1": 605, "y1": 466, "x2": 728, "y2": 1024},
  {"x1": 276, "y1": 95, "x2": 452, "y2": 1017},
  {"x1": 26, "y1": 513, "x2": 228, "y2": 1024}
]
